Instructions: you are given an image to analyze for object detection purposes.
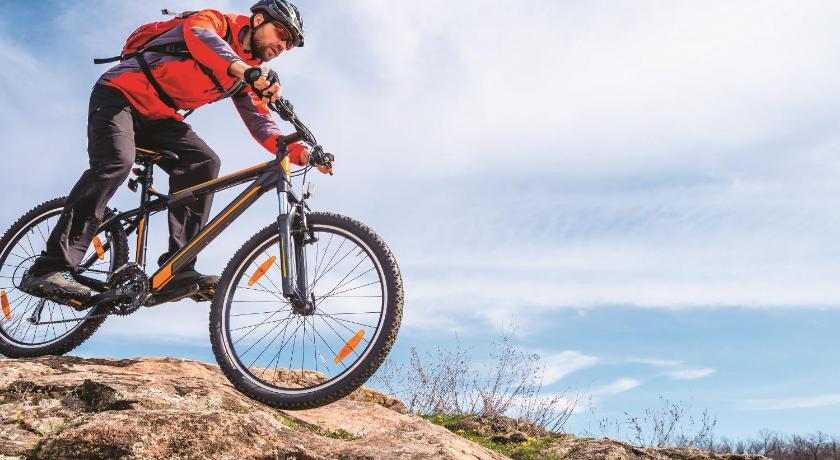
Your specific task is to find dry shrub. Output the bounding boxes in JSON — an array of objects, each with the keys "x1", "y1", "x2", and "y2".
[
  {"x1": 590, "y1": 395, "x2": 717, "y2": 449},
  {"x1": 713, "y1": 431, "x2": 840, "y2": 460},
  {"x1": 372, "y1": 330, "x2": 577, "y2": 433}
]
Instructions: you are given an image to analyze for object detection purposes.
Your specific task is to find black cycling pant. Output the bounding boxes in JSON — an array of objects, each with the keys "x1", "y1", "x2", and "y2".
[{"x1": 29, "y1": 84, "x2": 221, "y2": 276}]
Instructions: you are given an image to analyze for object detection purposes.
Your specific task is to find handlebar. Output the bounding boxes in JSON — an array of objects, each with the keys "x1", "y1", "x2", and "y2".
[
  {"x1": 268, "y1": 98, "x2": 334, "y2": 174},
  {"x1": 269, "y1": 98, "x2": 316, "y2": 145}
]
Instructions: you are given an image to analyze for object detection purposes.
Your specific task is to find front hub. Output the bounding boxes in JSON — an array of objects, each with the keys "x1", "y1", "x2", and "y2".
[{"x1": 290, "y1": 292, "x2": 316, "y2": 316}]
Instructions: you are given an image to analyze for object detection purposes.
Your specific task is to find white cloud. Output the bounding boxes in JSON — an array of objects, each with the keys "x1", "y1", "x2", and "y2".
[
  {"x1": 5, "y1": 1, "x2": 840, "y2": 352},
  {"x1": 741, "y1": 394, "x2": 840, "y2": 411},
  {"x1": 591, "y1": 378, "x2": 643, "y2": 397},
  {"x1": 628, "y1": 358, "x2": 682, "y2": 367},
  {"x1": 327, "y1": 1, "x2": 840, "y2": 177},
  {"x1": 665, "y1": 368, "x2": 716, "y2": 381},
  {"x1": 537, "y1": 350, "x2": 600, "y2": 385}
]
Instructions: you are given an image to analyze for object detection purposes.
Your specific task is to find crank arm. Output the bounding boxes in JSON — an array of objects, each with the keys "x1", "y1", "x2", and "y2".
[
  {"x1": 83, "y1": 288, "x2": 137, "y2": 308},
  {"x1": 145, "y1": 283, "x2": 201, "y2": 307}
]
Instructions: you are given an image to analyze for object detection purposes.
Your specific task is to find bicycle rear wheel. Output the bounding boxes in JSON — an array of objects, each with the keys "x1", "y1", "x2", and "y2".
[
  {"x1": 210, "y1": 212, "x2": 403, "y2": 409},
  {"x1": 0, "y1": 197, "x2": 128, "y2": 357}
]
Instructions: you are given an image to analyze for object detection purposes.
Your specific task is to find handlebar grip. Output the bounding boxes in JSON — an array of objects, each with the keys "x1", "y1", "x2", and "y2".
[{"x1": 280, "y1": 133, "x2": 304, "y2": 145}]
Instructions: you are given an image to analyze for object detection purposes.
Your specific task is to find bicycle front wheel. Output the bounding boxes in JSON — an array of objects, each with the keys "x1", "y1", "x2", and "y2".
[{"x1": 210, "y1": 212, "x2": 403, "y2": 409}]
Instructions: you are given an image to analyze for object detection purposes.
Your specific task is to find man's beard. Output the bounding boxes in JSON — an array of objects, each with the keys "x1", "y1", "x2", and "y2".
[{"x1": 252, "y1": 37, "x2": 272, "y2": 61}]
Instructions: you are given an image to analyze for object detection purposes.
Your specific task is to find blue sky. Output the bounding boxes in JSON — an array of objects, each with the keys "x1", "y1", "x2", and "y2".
[{"x1": 1, "y1": 0, "x2": 840, "y2": 441}]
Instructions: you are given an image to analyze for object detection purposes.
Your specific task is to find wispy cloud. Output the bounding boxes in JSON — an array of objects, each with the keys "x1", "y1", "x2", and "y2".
[
  {"x1": 627, "y1": 358, "x2": 715, "y2": 381},
  {"x1": 741, "y1": 394, "x2": 840, "y2": 411},
  {"x1": 591, "y1": 378, "x2": 643, "y2": 397},
  {"x1": 628, "y1": 358, "x2": 683, "y2": 367},
  {"x1": 665, "y1": 368, "x2": 716, "y2": 381},
  {"x1": 538, "y1": 351, "x2": 600, "y2": 385}
]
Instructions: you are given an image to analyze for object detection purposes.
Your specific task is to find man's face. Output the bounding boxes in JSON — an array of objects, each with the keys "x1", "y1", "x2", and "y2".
[{"x1": 252, "y1": 13, "x2": 295, "y2": 61}]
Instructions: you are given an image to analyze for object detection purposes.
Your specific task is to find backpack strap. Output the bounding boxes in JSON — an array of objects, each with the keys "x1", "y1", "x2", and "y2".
[
  {"x1": 135, "y1": 52, "x2": 180, "y2": 112},
  {"x1": 93, "y1": 56, "x2": 123, "y2": 64},
  {"x1": 100, "y1": 13, "x2": 242, "y2": 117}
]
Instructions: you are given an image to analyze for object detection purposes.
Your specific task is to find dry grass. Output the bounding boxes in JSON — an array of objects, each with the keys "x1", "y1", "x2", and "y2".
[{"x1": 372, "y1": 328, "x2": 577, "y2": 434}]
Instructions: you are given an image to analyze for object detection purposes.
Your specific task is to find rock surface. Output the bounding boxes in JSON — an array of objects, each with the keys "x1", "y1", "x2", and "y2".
[
  {"x1": 0, "y1": 356, "x2": 769, "y2": 460},
  {"x1": 0, "y1": 356, "x2": 504, "y2": 460},
  {"x1": 543, "y1": 436, "x2": 768, "y2": 460}
]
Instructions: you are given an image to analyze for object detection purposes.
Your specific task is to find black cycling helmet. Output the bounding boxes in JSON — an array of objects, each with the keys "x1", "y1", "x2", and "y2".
[{"x1": 250, "y1": 0, "x2": 305, "y2": 48}]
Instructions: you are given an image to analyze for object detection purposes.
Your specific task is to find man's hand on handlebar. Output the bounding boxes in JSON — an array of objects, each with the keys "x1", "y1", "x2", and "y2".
[
  {"x1": 300, "y1": 148, "x2": 335, "y2": 175},
  {"x1": 244, "y1": 66, "x2": 282, "y2": 104}
]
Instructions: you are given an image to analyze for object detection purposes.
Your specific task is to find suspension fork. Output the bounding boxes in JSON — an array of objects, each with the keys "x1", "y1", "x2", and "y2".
[{"x1": 276, "y1": 155, "x2": 311, "y2": 312}]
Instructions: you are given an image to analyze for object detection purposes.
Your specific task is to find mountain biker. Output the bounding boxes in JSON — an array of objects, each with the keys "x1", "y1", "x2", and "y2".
[{"x1": 20, "y1": 0, "x2": 333, "y2": 304}]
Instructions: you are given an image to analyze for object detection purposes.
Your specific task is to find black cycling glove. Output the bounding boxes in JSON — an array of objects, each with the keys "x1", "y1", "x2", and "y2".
[{"x1": 243, "y1": 67, "x2": 280, "y2": 98}]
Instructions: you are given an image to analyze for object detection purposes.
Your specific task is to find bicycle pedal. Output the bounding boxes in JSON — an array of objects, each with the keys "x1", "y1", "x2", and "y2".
[
  {"x1": 146, "y1": 283, "x2": 201, "y2": 307},
  {"x1": 189, "y1": 289, "x2": 215, "y2": 303}
]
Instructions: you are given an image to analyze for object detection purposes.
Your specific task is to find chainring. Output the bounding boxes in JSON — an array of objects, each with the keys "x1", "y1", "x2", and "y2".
[{"x1": 105, "y1": 264, "x2": 149, "y2": 316}]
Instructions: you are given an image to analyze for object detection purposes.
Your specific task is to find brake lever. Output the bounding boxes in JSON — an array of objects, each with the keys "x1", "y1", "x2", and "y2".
[{"x1": 308, "y1": 146, "x2": 334, "y2": 176}]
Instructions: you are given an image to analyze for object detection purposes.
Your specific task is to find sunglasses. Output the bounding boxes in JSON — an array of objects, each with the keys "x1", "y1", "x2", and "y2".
[{"x1": 272, "y1": 22, "x2": 297, "y2": 48}]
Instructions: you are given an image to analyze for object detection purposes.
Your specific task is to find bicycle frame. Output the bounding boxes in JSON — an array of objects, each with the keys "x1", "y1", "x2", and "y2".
[{"x1": 96, "y1": 146, "x2": 309, "y2": 304}]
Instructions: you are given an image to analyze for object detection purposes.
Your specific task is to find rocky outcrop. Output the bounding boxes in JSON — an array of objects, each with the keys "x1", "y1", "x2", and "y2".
[
  {"x1": 0, "y1": 356, "x2": 769, "y2": 460},
  {"x1": 0, "y1": 356, "x2": 504, "y2": 459}
]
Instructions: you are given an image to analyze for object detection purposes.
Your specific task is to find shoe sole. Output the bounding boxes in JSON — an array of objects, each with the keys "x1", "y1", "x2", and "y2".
[{"x1": 19, "y1": 283, "x2": 92, "y2": 310}]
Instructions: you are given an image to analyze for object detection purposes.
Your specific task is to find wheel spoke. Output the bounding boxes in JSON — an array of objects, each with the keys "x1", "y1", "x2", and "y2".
[
  {"x1": 311, "y1": 239, "x2": 347, "y2": 288},
  {"x1": 23, "y1": 232, "x2": 37, "y2": 258},
  {"x1": 317, "y1": 281, "x2": 380, "y2": 303},
  {"x1": 319, "y1": 312, "x2": 365, "y2": 362},
  {"x1": 310, "y1": 245, "x2": 356, "y2": 289},
  {"x1": 247, "y1": 315, "x2": 300, "y2": 369},
  {"x1": 310, "y1": 317, "x2": 345, "y2": 370},
  {"x1": 35, "y1": 224, "x2": 49, "y2": 246},
  {"x1": 314, "y1": 312, "x2": 375, "y2": 329},
  {"x1": 232, "y1": 310, "x2": 294, "y2": 346},
  {"x1": 258, "y1": 317, "x2": 302, "y2": 379},
  {"x1": 316, "y1": 258, "x2": 367, "y2": 300},
  {"x1": 318, "y1": 267, "x2": 375, "y2": 300},
  {"x1": 312, "y1": 233, "x2": 334, "y2": 285}
]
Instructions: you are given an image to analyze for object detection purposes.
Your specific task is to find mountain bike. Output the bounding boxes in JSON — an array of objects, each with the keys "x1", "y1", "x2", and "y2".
[{"x1": 0, "y1": 99, "x2": 404, "y2": 409}]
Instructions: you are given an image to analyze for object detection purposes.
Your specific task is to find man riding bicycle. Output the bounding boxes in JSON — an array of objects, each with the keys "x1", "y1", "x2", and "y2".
[{"x1": 20, "y1": 0, "x2": 332, "y2": 304}]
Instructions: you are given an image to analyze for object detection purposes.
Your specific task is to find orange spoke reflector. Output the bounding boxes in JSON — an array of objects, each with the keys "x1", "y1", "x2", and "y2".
[
  {"x1": 334, "y1": 329, "x2": 366, "y2": 364},
  {"x1": 92, "y1": 235, "x2": 105, "y2": 260},
  {"x1": 1, "y1": 290, "x2": 10, "y2": 320},
  {"x1": 248, "y1": 256, "x2": 277, "y2": 287}
]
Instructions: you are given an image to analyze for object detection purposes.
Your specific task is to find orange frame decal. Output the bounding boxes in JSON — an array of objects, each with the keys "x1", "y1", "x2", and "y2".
[
  {"x1": 173, "y1": 162, "x2": 271, "y2": 195},
  {"x1": 135, "y1": 218, "x2": 146, "y2": 264},
  {"x1": 152, "y1": 186, "x2": 262, "y2": 290}
]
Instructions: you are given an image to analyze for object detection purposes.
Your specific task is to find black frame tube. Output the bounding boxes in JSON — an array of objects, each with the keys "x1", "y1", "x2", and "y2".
[{"x1": 95, "y1": 158, "x2": 282, "y2": 292}]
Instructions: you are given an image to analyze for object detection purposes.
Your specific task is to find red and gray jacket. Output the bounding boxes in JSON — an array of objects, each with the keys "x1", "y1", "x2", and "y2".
[{"x1": 98, "y1": 9, "x2": 306, "y2": 164}]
